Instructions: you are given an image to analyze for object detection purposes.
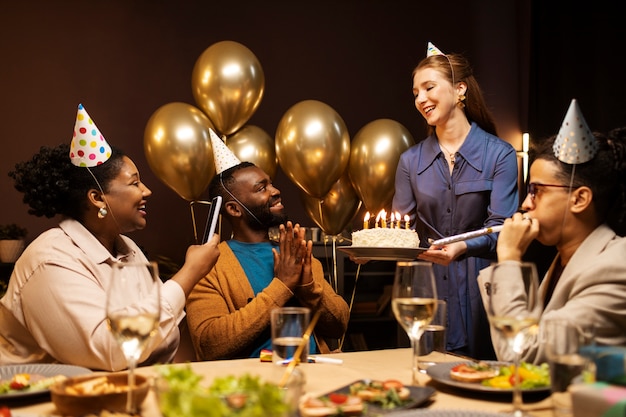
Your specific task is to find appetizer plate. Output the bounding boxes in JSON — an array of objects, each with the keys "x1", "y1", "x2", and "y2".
[
  {"x1": 0, "y1": 363, "x2": 92, "y2": 400},
  {"x1": 338, "y1": 247, "x2": 429, "y2": 261},
  {"x1": 426, "y1": 361, "x2": 550, "y2": 394},
  {"x1": 384, "y1": 410, "x2": 511, "y2": 417},
  {"x1": 328, "y1": 379, "x2": 435, "y2": 414}
]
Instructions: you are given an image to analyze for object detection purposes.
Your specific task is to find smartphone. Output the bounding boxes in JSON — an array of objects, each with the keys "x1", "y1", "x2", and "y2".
[{"x1": 202, "y1": 196, "x2": 222, "y2": 244}]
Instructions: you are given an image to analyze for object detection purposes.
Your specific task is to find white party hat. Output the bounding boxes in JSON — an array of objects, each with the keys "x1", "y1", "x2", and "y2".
[
  {"x1": 553, "y1": 99, "x2": 598, "y2": 164},
  {"x1": 427, "y1": 42, "x2": 445, "y2": 57},
  {"x1": 69, "y1": 104, "x2": 112, "y2": 167},
  {"x1": 210, "y1": 128, "x2": 241, "y2": 174}
]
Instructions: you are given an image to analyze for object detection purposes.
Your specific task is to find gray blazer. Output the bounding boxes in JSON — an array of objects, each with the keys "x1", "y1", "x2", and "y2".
[{"x1": 478, "y1": 224, "x2": 626, "y2": 364}]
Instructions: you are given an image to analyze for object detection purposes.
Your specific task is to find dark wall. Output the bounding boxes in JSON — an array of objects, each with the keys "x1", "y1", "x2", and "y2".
[
  {"x1": 0, "y1": 0, "x2": 535, "y2": 265},
  {"x1": 528, "y1": 1, "x2": 626, "y2": 136}
]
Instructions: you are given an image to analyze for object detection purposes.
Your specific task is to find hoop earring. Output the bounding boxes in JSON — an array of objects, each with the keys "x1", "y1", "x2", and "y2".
[{"x1": 98, "y1": 207, "x2": 108, "y2": 219}]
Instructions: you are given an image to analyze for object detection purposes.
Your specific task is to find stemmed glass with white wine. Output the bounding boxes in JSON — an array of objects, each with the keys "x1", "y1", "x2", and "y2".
[
  {"x1": 485, "y1": 262, "x2": 542, "y2": 417},
  {"x1": 106, "y1": 261, "x2": 161, "y2": 414},
  {"x1": 391, "y1": 261, "x2": 438, "y2": 385}
]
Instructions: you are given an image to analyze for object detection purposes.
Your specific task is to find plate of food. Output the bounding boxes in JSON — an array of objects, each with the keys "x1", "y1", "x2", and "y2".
[
  {"x1": 426, "y1": 361, "x2": 550, "y2": 394},
  {"x1": 337, "y1": 247, "x2": 429, "y2": 261},
  {"x1": 378, "y1": 410, "x2": 512, "y2": 417},
  {"x1": 299, "y1": 379, "x2": 436, "y2": 416},
  {"x1": 0, "y1": 363, "x2": 92, "y2": 400}
]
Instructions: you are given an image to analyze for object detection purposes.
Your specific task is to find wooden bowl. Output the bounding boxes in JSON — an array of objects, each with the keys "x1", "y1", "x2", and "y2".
[{"x1": 50, "y1": 372, "x2": 150, "y2": 416}]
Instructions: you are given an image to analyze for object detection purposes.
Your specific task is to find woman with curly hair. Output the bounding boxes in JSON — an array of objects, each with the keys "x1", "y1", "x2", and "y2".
[{"x1": 0, "y1": 105, "x2": 220, "y2": 370}]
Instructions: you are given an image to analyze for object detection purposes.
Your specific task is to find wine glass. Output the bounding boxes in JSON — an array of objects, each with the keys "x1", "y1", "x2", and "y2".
[
  {"x1": 485, "y1": 262, "x2": 542, "y2": 417},
  {"x1": 106, "y1": 261, "x2": 161, "y2": 414},
  {"x1": 391, "y1": 261, "x2": 437, "y2": 385}
]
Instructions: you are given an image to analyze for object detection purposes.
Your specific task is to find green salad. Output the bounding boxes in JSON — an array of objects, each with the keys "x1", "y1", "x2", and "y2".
[
  {"x1": 480, "y1": 362, "x2": 550, "y2": 389},
  {"x1": 157, "y1": 365, "x2": 290, "y2": 417}
]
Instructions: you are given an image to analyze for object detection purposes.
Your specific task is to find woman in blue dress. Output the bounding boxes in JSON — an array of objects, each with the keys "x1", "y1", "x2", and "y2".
[{"x1": 392, "y1": 44, "x2": 519, "y2": 359}]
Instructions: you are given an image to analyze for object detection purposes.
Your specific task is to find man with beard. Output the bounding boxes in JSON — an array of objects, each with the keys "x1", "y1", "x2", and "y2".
[{"x1": 185, "y1": 161, "x2": 350, "y2": 360}]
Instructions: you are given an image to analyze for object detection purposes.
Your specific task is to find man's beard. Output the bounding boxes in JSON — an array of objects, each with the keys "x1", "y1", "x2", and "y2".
[{"x1": 245, "y1": 199, "x2": 288, "y2": 231}]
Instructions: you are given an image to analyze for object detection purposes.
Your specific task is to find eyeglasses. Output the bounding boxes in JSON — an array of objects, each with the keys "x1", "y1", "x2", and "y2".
[{"x1": 526, "y1": 182, "x2": 571, "y2": 200}]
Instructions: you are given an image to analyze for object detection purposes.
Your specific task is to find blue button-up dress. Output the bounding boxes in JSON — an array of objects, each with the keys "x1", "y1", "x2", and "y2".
[{"x1": 392, "y1": 122, "x2": 519, "y2": 359}]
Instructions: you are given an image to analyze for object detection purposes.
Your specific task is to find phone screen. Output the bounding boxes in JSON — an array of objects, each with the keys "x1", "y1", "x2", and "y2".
[{"x1": 202, "y1": 196, "x2": 222, "y2": 244}]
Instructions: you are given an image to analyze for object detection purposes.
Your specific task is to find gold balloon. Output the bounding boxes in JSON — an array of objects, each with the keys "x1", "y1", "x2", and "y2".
[
  {"x1": 226, "y1": 125, "x2": 277, "y2": 179},
  {"x1": 276, "y1": 100, "x2": 350, "y2": 198},
  {"x1": 301, "y1": 173, "x2": 362, "y2": 236},
  {"x1": 192, "y1": 41, "x2": 265, "y2": 136},
  {"x1": 144, "y1": 102, "x2": 216, "y2": 201},
  {"x1": 348, "y1": 119, "x2": 415, "y2": 213}
]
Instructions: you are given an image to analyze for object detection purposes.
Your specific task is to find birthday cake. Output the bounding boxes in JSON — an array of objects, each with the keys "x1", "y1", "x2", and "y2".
[{"x1": 351, "y1": 227, "x2": 420, "y2": 248}]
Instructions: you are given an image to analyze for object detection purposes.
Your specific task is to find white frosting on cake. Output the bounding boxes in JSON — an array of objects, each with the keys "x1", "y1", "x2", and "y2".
[{"x1": 351, "y1": 228, "x2": 420, "y2": 248}]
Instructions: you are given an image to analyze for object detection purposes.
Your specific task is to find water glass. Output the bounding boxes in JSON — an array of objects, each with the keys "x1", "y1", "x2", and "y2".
[
  {"x1": 417, "y1": 299, "x2": 447, "y2": 372},
  {"x1": 271, "y1": 307, "x2": 310, "y2": 365},
  {"x1": 544, "y1": 319, "x2": 595, "y2": 417}
]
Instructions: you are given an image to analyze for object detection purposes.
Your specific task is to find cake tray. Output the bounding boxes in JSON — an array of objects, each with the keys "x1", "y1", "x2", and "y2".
[{"x1": 337, "y1": 246, "x2": 429, "y2": 261}]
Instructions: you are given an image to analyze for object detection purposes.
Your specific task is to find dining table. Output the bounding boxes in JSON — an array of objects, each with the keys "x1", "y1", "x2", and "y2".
[{"x1": 7, "y1": 348, "x2": 554, "y2": 416}]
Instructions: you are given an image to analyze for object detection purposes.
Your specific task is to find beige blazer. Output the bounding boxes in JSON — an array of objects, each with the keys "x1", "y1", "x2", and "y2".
[{"x1": 478, "y1": 224, "x2": 626, "y2": 364}]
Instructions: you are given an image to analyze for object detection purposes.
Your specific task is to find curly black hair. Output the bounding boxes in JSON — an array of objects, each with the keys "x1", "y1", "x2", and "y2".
[
  {"x1": 529, "y1": 129, "x2": 626, "y2": 236},
  {"x1": 8, "y1": 143, "x2": 125, "y2": 220}
]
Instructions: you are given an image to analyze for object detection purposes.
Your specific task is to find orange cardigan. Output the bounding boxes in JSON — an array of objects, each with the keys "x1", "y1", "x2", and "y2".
[{"x1": 185, "y1": 241, "x2": 350, "y2": 360}]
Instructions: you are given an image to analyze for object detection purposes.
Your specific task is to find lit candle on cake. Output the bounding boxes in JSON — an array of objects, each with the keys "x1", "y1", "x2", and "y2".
[
  {"x1": 375, "y1": 210, "x2": 382, "y2": 228},
  {"x1": 390, "y1": 212, "x2": 395, "y2": 229},
  {"x1": 404, "y1": 215, "x2": 410, "y2": 229},
  {"x1": 395, "y1": 212, "x2": 401, "y2": 229},
  {"x1": 381, "y1": 209, "x2": 387, "y2": 228},
  {"x1": 363, "y1": 211, "x2": 370, "y2": 229}
]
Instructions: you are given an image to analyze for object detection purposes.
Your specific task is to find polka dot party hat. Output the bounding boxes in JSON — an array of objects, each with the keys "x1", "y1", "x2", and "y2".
[
  {"x1": 427, "y1": 41, "x2": 445, "y2": 57},
  {"x1": 210, "y1": 128, "x2": 241, "y2": 174},
  {"x1": 553, "y1": 99, "x2": 598, "y2": 164},
  {"x1": 69, "y1": 103, "x2": 112, "y2": 167}
]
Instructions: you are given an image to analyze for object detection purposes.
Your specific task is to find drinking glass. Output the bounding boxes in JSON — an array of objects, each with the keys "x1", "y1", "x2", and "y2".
[
  {"x1": 544, "y1": 319, "x2": 595, "y2": 417},
  {"x1": 391, "y1": 261, "x2": 437, "y2": 385},
  {"x1": 417, "y1": 299, "x2": 447, "y2": 372},
  {"x1": 485, "y1": 262, "x2": 542, "y2": 417},
  {"x1": 106, "y1": 261, "x2": 161, "y2": 414},
  {"x1": 271, "y1": 307, "x2": 310, "y2": 365}
]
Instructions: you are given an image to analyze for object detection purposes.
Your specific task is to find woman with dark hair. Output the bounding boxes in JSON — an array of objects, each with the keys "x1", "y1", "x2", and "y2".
[
  {"x1": 392, "y1": 43, "x2": 519, "y2": 359},
  {"x1": 0, "y1": 105, "x2": 220, "y2": 370},
  {"x1": 479, "y1": 113, "x2": 626, "y2": 364}
]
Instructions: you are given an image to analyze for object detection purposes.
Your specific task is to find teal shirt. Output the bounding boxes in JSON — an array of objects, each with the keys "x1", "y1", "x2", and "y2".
[{"x1": 227, "y1": 240, "x2": 317, "y2": 358}]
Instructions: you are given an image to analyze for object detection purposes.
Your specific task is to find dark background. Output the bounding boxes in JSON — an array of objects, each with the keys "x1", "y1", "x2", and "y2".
[{"x1": 1, "y1": 0, "x2": 625, "y2": 267}]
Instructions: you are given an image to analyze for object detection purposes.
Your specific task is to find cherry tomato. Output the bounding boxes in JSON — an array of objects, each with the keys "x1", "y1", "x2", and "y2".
[
  {"x1": 509, "y1": 374, "x2": 523, "y2": 386},
  {"x1": 328, "y1": 393, "x2": 349, "y2": 404},
  {"x1": 0, "y1": 406, "x2": 11, "y2": 417},
  {"x1": 8, "y1": 381, "x2": 25, "y2": 390}
]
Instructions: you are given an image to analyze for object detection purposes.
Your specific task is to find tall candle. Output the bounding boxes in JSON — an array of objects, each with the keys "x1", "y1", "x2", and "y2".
[
  {"x1": 375, "y1": 211, "x2": 382, "y2": 228},
  {"x1": 395, "y1": 211, "x2": 401, "y2": 229},
  {"x1": 390, "y1": 212, "x2": 395, "y2": 229},
  {"x1": 363, "y1": 212, "x2": 370, "y2": 229},
  {"x1": 381, "y1": 209, "x2": 387, "y2": 228},
  {"x1": 404, "y1": 215, "x2": 410, "y2": 229}
]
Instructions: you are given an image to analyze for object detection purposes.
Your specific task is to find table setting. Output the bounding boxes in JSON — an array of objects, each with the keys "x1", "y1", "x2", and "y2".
[
  {"x1": 2, "y1": 347, "x2": 556, "y2": 417},
  {"x1": 2, "y1": 261, "x2": 610, "y2": 417}
]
